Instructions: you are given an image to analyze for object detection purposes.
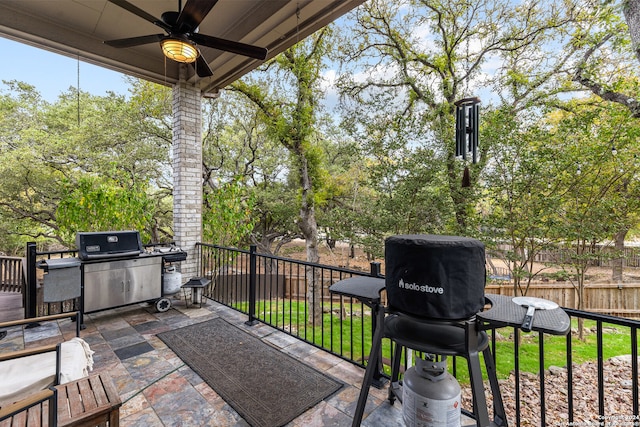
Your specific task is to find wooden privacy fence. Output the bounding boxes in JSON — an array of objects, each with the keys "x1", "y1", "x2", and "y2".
[
  {"x1": 534, "y1": 246, "x2": 640, "y2": 268},
  {"x1": 486, "y1": 282, "x2": 640, "y2": 319},
  {"x1": 0, "y1": 256, "x2": 24, "y2": 293}
]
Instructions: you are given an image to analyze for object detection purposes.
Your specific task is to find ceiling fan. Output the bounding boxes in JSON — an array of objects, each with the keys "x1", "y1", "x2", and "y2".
[{"x1": 104, "y1": 0, "x2": 269, "y2": 77}]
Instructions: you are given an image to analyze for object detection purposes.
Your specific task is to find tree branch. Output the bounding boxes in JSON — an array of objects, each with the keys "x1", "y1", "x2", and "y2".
[{"x1": 573, "y1": 33, "x2": 640, "y2": 118}]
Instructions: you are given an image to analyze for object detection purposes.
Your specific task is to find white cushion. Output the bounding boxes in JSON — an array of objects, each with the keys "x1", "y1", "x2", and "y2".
[{"x1": 0, "y1": 337, "x2": 94, "y2": 406}]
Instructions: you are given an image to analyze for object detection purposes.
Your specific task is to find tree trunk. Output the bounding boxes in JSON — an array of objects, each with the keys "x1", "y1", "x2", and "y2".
[
  {"x1": 576, "y1": 276, "x2": 585, "y2": 340},
  {"x1": 512, "y1": 261, "x2": 520, "y2": 297},
  {"x1": 612, "y1": 229, "x2": 628, "y2": 283},
  {"x1": 625, "y1": 0, "x2": 640, "y2": 63},
  {"x1": 230, "y1": 31, "x2": 328, "y2": 327},
  {"x1": 297, "y1": 155, "x2": 322, "y2": 325}
]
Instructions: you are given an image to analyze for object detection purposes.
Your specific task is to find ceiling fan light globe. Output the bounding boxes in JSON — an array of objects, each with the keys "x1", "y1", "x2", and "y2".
[{"x1": 161, "y1": 38, "x2": 198, "y2": 63}]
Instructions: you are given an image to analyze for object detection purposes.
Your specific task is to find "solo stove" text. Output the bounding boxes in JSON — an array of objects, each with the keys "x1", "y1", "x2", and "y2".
[{"x1": 398, "y1": 279, "x2": 444, "y2": 294}]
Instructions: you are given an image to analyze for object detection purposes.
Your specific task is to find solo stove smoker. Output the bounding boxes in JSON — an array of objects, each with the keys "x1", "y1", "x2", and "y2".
[
  {"x1": 384, "y1": 235, "x2": 487, "y2": 427},
  {"x1": 333, "y1": 234, "x2": 569, "y2": 427}
]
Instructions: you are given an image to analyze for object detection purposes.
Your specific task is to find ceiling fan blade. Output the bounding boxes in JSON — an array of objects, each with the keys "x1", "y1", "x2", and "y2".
[
  {"x1": 191, "y1": 34, "x2": 268, "y2": 60},
  {"x1": 107, "y1": 0, "x2": 171, "y2": 32},
  {"x1": 176, "y1": 0, "x2": 219, "y2": 33},
  {"x1": 104, "y1": 34, "x2": 164, "y2": 48},
  {"x1": 193, "y1": 53, "x2": 214, "y2": 77}
]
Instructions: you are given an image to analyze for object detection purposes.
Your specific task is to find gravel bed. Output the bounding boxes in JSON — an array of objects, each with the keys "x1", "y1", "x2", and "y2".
[{"x1": 459, "y1": 355, "x2": 639, "y2": 426}]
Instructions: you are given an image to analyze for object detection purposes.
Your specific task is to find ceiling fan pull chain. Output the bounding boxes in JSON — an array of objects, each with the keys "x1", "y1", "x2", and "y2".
[
  {"x1": 77, "y1": 53, "x2": 81, "y2": 127},
  {"x1": 296, "y1": 3, "x2": 300, "y2": 44}
]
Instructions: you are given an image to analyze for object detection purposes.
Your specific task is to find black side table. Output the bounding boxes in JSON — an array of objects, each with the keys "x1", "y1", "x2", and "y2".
[
  {"x1": 329, "y1": 277, "x2": 388, "y2": 388},
  {"x1": 478, "y1": 294, "x2": 571, "y2": 335}
]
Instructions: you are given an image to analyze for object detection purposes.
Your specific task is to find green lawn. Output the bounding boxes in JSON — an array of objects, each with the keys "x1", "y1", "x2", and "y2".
[
  {"x1": 445, "y1": 319, "x2": 633, "y2": 383},
  {"x1": 233, "y1": 300, "x2": 636, "y2": 384}
]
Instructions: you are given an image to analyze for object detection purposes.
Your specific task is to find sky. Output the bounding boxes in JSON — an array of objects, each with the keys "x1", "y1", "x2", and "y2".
[
  {"x1": 0, "y1": 37, "x2": 132, "y2": 102},
  {"x1": 0, "y1": 34, "x2": 342, "y2": 111},
  {"x1": 0, "y1": 28, "x2": 499, "y2": 109}
]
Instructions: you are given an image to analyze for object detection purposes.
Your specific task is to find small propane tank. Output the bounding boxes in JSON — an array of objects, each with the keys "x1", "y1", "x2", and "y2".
[
  {"x1": 402, "y1": 355, "x2": 461, "y2": 427},
  {"x1": 163, "y1": 266, "x2": 182, "y2": 295}
]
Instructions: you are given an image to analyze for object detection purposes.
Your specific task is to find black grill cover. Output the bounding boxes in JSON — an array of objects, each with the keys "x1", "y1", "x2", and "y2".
[
  {"x1": 385, "y1": 234, "x2": 486, "y2": 320},
  {"x1": 76, "y1": 231, "x2": 144, "y2": 260}
]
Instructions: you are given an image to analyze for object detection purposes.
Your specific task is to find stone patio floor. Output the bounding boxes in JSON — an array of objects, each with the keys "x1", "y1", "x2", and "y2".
[{"x1": 0, "y1": 297, "x2": 477, "y2": 426}]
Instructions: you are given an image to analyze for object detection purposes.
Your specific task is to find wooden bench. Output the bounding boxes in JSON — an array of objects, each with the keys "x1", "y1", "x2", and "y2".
[
  {"x1": 55, "y1": 374, "x2": 121, "y2": 427},
  {"x1": 0, "y1": 388, "x2": 57, "y2": 427},
  {"x1": 0, "y1": 374, "x2": 120, "y2": 427}
]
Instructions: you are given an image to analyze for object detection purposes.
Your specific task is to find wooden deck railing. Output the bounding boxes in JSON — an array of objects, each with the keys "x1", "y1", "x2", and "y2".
[{"x1": 0, "y1": 256, "x2": 24, "y2": 293}]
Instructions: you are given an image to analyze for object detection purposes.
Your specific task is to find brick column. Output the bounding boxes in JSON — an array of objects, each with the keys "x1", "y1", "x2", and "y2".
[{"x1": 172, "y1": 75, "x2": 202, "y2": 280}]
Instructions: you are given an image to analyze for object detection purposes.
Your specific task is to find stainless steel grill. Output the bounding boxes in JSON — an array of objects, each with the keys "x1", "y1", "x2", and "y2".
[
  {"x1": 82, "y1": 255, "x2": 161, "y2": 313},
  {"x1": 75, "y1": 231, "x2": 186, "y2": 314}
]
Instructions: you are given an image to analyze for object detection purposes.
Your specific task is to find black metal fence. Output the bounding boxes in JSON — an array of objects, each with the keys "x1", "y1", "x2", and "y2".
[
  {"x1": 25, "y1": 242, "x2": 79, "y2": 318},
  {"x1": 198, "y1": 243, "x2": 382, "y2": 366},
  {"x1": 18, "y1": 242, "x2": 640, "y2": 424},
  {"x1": 198, "y1": 243, "x2": 640, "y2": 426}
]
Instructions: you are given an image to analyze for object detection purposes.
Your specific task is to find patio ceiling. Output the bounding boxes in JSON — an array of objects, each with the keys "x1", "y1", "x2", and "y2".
[{"x1": 0, "y1": 0, "x2": 365, "y2": 96}]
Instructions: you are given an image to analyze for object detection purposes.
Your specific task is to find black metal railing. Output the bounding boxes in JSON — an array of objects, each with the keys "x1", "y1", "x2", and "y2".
[
  {"x1": 483, "y1": 315, "x2": 640, "y2": 426},
  {"x1": 198, "y1": 243, "x2": 382, "y2": 366},
  {"x1": 25, "y1": 242, "x2": 79, "y2": 318},
  {"x1": 20, "y1": 242, "x2": 640, "y2": 424},
  {"x1": 198, "y1": 243, "x2": 640, "y2": 426}
]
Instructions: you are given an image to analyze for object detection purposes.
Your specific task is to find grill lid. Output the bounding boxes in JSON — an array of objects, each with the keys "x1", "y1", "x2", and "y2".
[{"x1": 76, "y1": 231, "x2": 144, "y2": 261}]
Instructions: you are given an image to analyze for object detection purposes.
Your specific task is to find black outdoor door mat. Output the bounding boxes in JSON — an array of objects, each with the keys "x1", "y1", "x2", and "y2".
[{"x1": 158, "y1": 317, "x2": 343, "y2": 427}]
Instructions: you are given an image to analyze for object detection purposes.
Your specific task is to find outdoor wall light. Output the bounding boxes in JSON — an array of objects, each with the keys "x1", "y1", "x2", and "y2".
[
  {"x1": 182, "y1": 277, "x2": 211, "y2": 308},
  {"x1": 161, "y1": 36, "x2": 198, "y2": 63}
]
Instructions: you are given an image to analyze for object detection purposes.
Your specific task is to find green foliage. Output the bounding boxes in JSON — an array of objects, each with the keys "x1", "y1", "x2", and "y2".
[
  {"x1": 228, "y1": 28, "x2": 338, "y2": 265},
  {"x1": 478, "y1": 92, "x2": 640, "y2": 297},
  {"x1": 56, "y1": 176, "x2": 154, "y2": 244},
  {"x1": 1, "y1": 0, "x2": 640, "y2": 278},
  {"x1": 336, "y1": 107, "x2": 454, "y2": 252},
  {"x1": 337, "y1": 0, "x2": 575, "y2": 233},
  {"x1": 203, "y1": 177, "x2": 257, "y2": 248},
  {"x1": 544, "y1": 99, "x2": 640, "y2": 286},
  {"x1": 201, "y1": 90, "x2": 301, "y2": 252},
  {"x1": 0, "y1": 79, "x2": 172, "y2": 248},
  {"x1": 479, "y1": 106, "x2": 561, "y2": 293}
]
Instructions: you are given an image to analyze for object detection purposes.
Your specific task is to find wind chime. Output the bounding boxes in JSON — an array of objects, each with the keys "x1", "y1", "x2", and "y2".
[{"x1": 455, "y1": 97, "x2": 480, "y2": 187}]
